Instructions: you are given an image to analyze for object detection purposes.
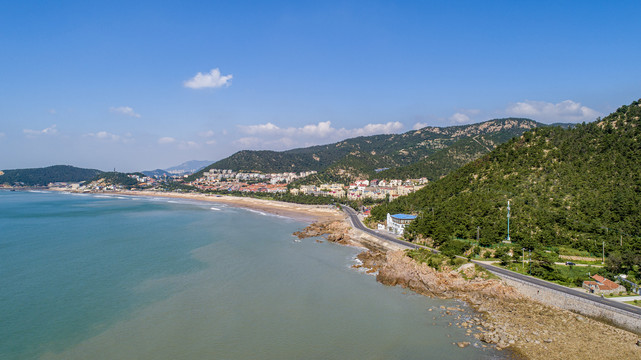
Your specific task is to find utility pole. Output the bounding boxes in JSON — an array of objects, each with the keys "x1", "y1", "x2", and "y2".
[
  {"x1": 477, "y1": 226, "x2": 480, "y2": 243},
  {"x1": 522, "y1": 248, "x2": 525, "y2": 272},
  {"x1": 602, "y1": 241, "x2": 605, "y2": 264},
  {"x1": 504, "y1": 200, "x2": 511, "y2": 243}
]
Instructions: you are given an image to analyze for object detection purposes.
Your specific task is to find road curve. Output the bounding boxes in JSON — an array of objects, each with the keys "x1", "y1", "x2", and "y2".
[{"x1": 340, "y1": 205, "x2": 641, "y2": 318}]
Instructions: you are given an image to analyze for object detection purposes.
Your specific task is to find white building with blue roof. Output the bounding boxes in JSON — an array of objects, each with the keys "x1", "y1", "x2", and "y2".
[{"x1": 386, "y1": 213, "x2": 417, "y2": 235}]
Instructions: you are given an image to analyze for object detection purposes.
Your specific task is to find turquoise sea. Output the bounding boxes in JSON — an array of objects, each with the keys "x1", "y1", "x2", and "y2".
[{"x1": 0, "y1": 190, "x2": 506, "y2": 359}]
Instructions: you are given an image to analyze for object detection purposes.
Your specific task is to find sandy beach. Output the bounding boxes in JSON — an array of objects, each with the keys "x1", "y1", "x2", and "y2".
[{"x1": 63, "y1": 189, "x2": 346, "y2": 223}]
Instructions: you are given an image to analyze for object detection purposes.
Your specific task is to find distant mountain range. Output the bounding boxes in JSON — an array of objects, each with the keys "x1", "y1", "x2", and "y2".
[
  {"x1": 192, "y1": 118, "x2": 553, "y2": 183},
  {"x1": 142, "y1": 160, "x2": 212, "y2": 177},
  {"x1": 0, "y1": 119, "x2": 565, "y2": 188},
  {"x1": 0, "y1": 159, "x2": 212, "y2": 187},
  {"x1": 0, "y1": 165, "x2": 102, "y2": 186}
]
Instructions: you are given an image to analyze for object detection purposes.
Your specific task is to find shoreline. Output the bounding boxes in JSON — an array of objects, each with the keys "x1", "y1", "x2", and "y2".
[
  {"x1": 47, "y1": 188, "x2": 345, "y2": 223},
  {"x1": 295, "y1": 219, "x2": 641, "y2": 359}
]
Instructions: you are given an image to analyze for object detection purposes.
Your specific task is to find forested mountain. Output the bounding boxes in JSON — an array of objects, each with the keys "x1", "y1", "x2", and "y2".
[
  {"x1": 370, "y1": 99, "x2": 641, "y2": 261},
  {"x1": 375, "y1": 128, "x2": 532, "y2": 181},
  {"x1": 193, "y1": 118, "x2": 543, "y2": 181},
  {"x1": 0, "y1": 165, "x2": 103, "y2": 186}
]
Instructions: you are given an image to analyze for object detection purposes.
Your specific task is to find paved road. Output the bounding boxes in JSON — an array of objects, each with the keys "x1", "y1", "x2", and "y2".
[{"x1": 340, "y1": 205, "x2": 641, "y2": 318}]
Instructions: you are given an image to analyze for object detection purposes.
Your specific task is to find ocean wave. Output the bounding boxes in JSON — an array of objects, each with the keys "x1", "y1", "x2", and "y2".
[
  {"x1": 210, "y1": 207, "x2": 222, "y2": 211},
  {"x1": 243, "y1": 208, "x2": 294, "y2": 221},
  {"x1": 27, "y1": 190, "x2": 49, "y2": 194},
  {"x1": 245, "y1": 208, "x2": 269, "y2": 216}
]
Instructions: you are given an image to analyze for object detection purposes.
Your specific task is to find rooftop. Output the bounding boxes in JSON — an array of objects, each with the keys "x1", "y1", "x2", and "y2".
[{"x1": 391, "y1": 214, "x2": 417, "y2": 220}]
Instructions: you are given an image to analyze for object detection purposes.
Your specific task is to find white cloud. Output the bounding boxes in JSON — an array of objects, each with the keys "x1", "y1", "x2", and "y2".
[
  {"x1": 506, "y1": 100, "x2": 600, "y2": 122},
  {"x1": 351, "y1": 122, "x2": 404, "y2": 136},
  {"x1": 206, "y1": 139, "x2": 216, "y2": 145},
  {"x1": 0, "y1": 132, "x2": 5, "y2": 139},
  {"x1": 299, "y1": 121, "x2": 335, "y2": 137},
  {"x1": 110, "y1": 106, "x2": 141, "y2": 118},
  {"x1": 158, "y1": 137, "x2": 176, "y2": 144},
  {"x1": 450, "y1": 112, "x2": 471, "y2": 124},
  {"x1": 184, "y1": 68, "x2": 233, "y2": 89},
  {"x1": 23, "y1": 124, "x2": 58, "y2": 137},
  {"x1": 412, "y1": 122, "x2": 428, "y2": 130},
  {"x1": 178, "y1": 141, "x2": 199, "y2": 150},
  {"x1": 48, "y1": 109, "x2": 56, "y2": 115},
  {"x1": 84, "y1": 131, "x2": 133, "y2": 143},
  {"x1": 234, "y1": 137, "x2": 261, "y2": 147},
  {"x1": 235, "y1": 121, "x2": 405, "y2": 149},
  {"x1": 198, "y1": 130, "x2": 215, "y2": 138},
  {"x1": 239, "y1": 122, "x2": 282, "y2": 135},
  {"x1": 238, "y1": 121, "x2": 404, "y2": 139}
]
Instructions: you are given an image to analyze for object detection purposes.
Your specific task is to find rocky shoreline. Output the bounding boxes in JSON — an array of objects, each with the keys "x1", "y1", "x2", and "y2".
[{"x1": 295, "y1": 220, "x2": 641, "y2": 360}]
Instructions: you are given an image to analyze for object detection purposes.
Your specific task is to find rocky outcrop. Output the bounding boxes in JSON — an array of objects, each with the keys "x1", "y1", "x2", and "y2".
[
  {"x1": 368, "y1": 250, "x2": 641, "y2": 359},
  {"x1": 294, "y1": 220, "x2": 355, "y2": 246},
  {"x1": 376, "y1": 250, "x2": 521, "y2": 303}
]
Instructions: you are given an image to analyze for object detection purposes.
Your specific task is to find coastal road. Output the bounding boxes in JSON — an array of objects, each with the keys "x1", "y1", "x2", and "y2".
[
  {"x1": 340, "y1": 205, "x2": 641, "y2": 319},
  {"x1": 341, "y1": 205, "x2": 425, "y2": 251}
]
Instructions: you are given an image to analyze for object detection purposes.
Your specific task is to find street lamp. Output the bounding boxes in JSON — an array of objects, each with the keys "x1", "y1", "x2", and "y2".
[{"x1": 504, "y1": 200, "x2": 511, "y2": 243}]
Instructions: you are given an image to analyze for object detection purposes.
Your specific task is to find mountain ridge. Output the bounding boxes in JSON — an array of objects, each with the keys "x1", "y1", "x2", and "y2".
[{"x1": 192, "y1": 118, "x2": 547, "y2": 181}]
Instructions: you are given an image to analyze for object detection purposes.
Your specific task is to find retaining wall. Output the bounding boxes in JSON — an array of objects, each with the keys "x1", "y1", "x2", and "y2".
[{"x1": 493, "y1": 271, "x2": 641, "y2": 335}]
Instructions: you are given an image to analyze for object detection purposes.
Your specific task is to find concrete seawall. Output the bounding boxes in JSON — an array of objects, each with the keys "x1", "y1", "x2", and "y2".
[{"x1": 492, "y1": 271, "x2": 641, "y2": 335}]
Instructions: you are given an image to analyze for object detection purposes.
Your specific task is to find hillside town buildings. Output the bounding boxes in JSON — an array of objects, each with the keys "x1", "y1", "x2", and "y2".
[
  {"x1": 192, "y1": 169, "x2": 317, "y2": 193},
  {"x1": 291, "y1": 178, "x2": 428, "y2": 201}
]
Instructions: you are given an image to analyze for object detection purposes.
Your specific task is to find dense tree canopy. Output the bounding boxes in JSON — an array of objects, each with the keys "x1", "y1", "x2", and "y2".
[
  {"x1": 370, "y1": 99, "x2": 641, "y2": 277},
  {"x1": 0, "y1": 165, "x2": 103, "y2": 186}
]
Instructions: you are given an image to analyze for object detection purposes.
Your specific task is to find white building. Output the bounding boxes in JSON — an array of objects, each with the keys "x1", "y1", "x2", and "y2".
[{"x1": 386, "y1": 213, "x2": 417, "y2": 235}]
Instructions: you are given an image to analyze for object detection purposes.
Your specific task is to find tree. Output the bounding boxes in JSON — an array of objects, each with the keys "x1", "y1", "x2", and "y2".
[{"x1": 605, "y1": 251, "x2": 623, "y2": 274}]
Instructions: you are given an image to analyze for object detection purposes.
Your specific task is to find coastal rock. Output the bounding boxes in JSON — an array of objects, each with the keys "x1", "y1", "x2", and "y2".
[
  {"x1": 293, "y1": 220, "x2": 354, "y2": 245},
  {"x1": 360, "y1": 249, "x2": 641, "y2": 359},
  {"x1": 376, "y1": 250, "x2": 521, "y2": 301}
]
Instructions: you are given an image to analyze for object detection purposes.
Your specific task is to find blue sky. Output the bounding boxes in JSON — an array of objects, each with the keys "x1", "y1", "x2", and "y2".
[{"x1": 1, "y1": 1, "x2": 640, "y2": 172}]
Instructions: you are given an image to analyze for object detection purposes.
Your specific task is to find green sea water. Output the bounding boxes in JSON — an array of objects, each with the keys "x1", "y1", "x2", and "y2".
[{"x1": 0, "y1": 190, "x2": 507, "y2": 359}]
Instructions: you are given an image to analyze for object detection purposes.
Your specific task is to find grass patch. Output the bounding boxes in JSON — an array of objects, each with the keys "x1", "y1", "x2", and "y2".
[
  {"x1": 556, "y1": 246, "x2": 593, "y2": 257},
  {"x1": 475, "y1": 264, "x2": 500, "y2": 280},
  {"x1": 624, "y1": 300, "x2": 641, "y2": 307},
  {"x1": 605, "y1": 292, "x2": 637, "y2": 298},
  {"x1": 502, "y1": 261, "x2": 593, "y2": 287},
  {"x1": 406, "y1": 249, "x2": 447, "y2": 270}
]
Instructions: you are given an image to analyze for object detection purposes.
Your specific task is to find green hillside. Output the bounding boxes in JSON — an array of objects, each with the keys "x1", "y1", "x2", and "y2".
[
  {"x1": 89, "y1": 172, "x2": 145, "y2": 187},
  {"x1": 376, "y1": 130, "x2": 524, "y2": 181},
  {"x1": 192, "y1": 118, "x2": 542, "y2": 181},
  {"x1": 370, "y1": 99, "x2": 641, "y2": 266},
  {"x1": 0, "y1": 165, "x2": 103, "y2": 186}
]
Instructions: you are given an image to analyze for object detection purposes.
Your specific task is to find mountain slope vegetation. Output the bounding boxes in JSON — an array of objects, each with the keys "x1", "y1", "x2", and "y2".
[
  {"x1": 193, "y1": 118, "x2": 543, "y2": 181},
  {"x1": 370, "y1": 99, "x2": 641, "y2": 265},
  {"x1": 0, "y1": 165, "x2": 103, "y2": 186}
]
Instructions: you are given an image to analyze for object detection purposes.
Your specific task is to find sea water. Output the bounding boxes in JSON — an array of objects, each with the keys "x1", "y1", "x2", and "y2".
[{"x1": 0, "y1": 190, "x2": 506, "y2": 359}]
